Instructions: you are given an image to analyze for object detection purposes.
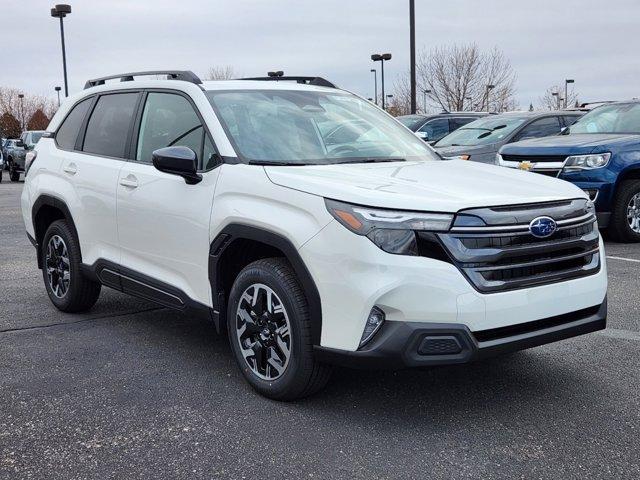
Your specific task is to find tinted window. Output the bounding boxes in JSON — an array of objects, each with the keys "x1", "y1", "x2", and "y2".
[
  {"x1": 136, "y1": 93, "x2": 214, "y2": 167},
  {"x1": 397, "y1": 115, "x2": 429, "y2": 131},
  {"x1": 562, "y1": 115, "x2": 582, "y2": 127},
  {"x1": 449, "y1": 117, "x2": 476, "y2": 130},
  {"x1": 83, "y1": 93, "x2": 138, "y2": 158},
  {"x1": 515, "y1": 117, "x2": 561, "y2": 141},
  {"x1": 418, "y1": 118, "x2": 449, "y2": 142},
  {"x1": 56, "y1": 98, "x2": 92, "y2": 150}
]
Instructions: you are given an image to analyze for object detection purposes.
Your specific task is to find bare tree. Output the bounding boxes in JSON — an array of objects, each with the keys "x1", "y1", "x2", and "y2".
[
  {"x1": 204, "y1": 65, "x2": 237, "y2": 81},
  {"x1": 539, "y1": 85, "x2": 579, "y2": 110},
  {"x1": 391, "y1": 44, "x2": 517, "y2": 114}
]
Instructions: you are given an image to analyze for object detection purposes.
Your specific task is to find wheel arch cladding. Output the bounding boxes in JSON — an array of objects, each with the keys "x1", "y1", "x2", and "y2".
[
  {"x1": 209, "y1": 224, "x2": 322, "y2": 345},
  {"x1": 32, "y1": 195, "x2": 80, "y2": 269}
]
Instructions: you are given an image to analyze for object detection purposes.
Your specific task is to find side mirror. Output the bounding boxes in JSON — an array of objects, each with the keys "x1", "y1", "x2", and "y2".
[
  {"x1": 152, "y1": 146, "x2": 202, "y2": 185},
  {"x1": 416, "y1": 131, "x2": 429, "y2": 141},
  {"x1": 15, "y1": 140, "x2": 25, "y2": 148}
]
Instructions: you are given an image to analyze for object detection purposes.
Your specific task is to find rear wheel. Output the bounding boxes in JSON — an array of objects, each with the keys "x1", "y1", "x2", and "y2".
[
  {"x1": 227, "y1": 258, "x2": 331, "y2": 400},
  {"x1": 609, "y1": 180, "x2": 640, "y2": 243},
  {"x1": 42, "y1": 220, "x2": 102, "y2": 312}
]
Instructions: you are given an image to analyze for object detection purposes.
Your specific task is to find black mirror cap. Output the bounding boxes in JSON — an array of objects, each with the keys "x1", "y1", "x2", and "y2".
[{"x1": 152, "y1": 146, "x2": 202, "y2": 185}]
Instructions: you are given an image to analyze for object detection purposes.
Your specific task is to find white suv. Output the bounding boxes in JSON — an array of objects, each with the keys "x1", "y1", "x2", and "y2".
[{"x1": 21, "y1": 71, "x2": 607, "y2": 400}]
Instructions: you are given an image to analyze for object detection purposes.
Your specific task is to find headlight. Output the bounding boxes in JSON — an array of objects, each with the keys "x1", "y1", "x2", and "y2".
[
  {"x1": 25, "y1": 150, "x2": 37, "y2": 176},
  {"x1": 563, "y1": 153, "x2": 610, "y2": 171},
  {"x1": 325, "y1": 199, "x2": 453, "y2": 255}
]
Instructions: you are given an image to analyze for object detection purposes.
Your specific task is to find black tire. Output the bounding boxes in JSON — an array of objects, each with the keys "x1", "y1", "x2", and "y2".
[
  {"x1": 41, "y1": 220, "x2": 102, "y2": 312},
  {"x1": 608, "y1": 180, "x2": 640, "y2": 243},
  {"x1": 9, "y1": 162, "x2": 20, "y2": 182},
  {"x1": 227, "y1": 258, "x2": 332, "y2": 401},
  {"x1": 0, "y1": 170, "x2": 2, "y2": 183}
]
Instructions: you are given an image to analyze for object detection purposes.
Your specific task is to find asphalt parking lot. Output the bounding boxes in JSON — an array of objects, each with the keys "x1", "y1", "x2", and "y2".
[{"x1": 1, "y1": 181, "x2": 639, "y2": 479}]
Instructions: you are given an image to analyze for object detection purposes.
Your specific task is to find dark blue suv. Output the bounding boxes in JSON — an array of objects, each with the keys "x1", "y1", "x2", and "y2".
[{"x1": 498, "y1": 101, "x2": 640, "y2": 242}]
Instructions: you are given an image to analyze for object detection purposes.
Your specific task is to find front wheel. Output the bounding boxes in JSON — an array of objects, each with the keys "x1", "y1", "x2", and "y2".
[
  {"x1": 227, "y1": 258, "x2": 331, "y2": 401},
  {"x1": 9, "y1": 162, "x2": 20, "y2": 182},
  {"x1": 609, "y1": 180, "x2": 640, "y2": 243}
]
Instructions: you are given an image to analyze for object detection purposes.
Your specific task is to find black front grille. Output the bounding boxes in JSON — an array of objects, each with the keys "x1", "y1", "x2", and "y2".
[
  {"x1": 501, "y1": 154, "x2": 568, "y2": 163},
  {"x1": 437, "y1": 200, "x2": 600, "y2": 293}
]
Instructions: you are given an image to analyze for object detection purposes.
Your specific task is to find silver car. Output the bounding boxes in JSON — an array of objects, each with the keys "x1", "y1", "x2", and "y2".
[{"x1": 434, "y1": 111, "x2": 584, "y2": 164}]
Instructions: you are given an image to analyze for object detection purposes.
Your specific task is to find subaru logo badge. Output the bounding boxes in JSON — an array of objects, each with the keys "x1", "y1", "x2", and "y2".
[{"x1": 529, "y1": 216, "x2": 557, "y2": 238}]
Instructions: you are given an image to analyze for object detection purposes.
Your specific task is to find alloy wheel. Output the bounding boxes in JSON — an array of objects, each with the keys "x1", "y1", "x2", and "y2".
[
  {"x1": 46, "y1": 235, "x2": 70, "y2": 298},
  {"x1": 235, "y1": 283, "x2": 292, "y2": 380},
  {"x1": 628, "y1": 192, "x2": 640, "y2": 233}
]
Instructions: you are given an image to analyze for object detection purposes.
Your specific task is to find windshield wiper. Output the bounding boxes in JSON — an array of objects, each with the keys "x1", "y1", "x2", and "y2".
[
  {"x1": 334, "y1": 157, "x2": 407, "y2": 164},
  {"x1": 248, "y1": 160, "x2": 305, "y2": 166}
]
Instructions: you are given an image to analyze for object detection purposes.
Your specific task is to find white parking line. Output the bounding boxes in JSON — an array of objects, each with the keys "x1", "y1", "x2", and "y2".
[
  {"x1": 606, "y1": 255, "x2": 640, "y2": 264},
  {"x1": 598, "y1": 328, "x2": 640, "y2": 342}
]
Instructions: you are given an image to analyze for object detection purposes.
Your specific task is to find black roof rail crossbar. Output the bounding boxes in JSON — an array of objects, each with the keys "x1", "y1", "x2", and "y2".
[
  {"x1": 84, "y1": 70, "x2": 202, "y2": 89},
  {"x1": 240, "y1": 76, "x2": 337, "y2": 89}
]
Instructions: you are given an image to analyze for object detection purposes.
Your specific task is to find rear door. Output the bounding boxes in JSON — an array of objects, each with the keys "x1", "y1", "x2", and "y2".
[
  {"x1": 116, "y1": 90, "x2": 220, "y2": 306},
  {"x1": 58, "y1": 91, "x2": 141, "y2": 266}
]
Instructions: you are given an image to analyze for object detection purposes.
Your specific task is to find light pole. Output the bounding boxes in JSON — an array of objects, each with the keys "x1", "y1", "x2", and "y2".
[
  {"x1": 564, "y1": 79, "x2": 574, "y2": 109},
  {"x1": 370, "y1": 69, "x2": 378, "y2": 105},
  {"x1": 371, "y1": 53, "x2": 392, "y2": 110},
  {"x1": 18, "y1": 94, "x2": 25, "y2": 132},
  {"x1": 485, "y1": 84, "x2": 495, "y2": 112},
  {"x1": 552, "y1": 91, "x2": 560, "y2": 110},
  {"x1": 409, "y1": 0, "x2": 416, "y2": 114},
  {"x1": 422, "y1": 89, "x2": 431, "y2": 113},
  {"x1": 54, "y1": 86, "x2": 62, "y2": 107},
  {"x1": 51, "y1": 4, "x2": 71, "y2": 97}
]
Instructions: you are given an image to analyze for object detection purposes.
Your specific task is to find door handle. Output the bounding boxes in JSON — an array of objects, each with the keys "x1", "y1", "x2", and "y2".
[
  {"x1": 119, "y1": 175, "x2": 138, "y2": 189},
  {"x1": 63, "y1": 163, "x2": 77, "y2": 175}
]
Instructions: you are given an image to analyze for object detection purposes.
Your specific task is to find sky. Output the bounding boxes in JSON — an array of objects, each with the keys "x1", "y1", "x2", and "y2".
[{"x1": 2, "y1": 0, "x2": 638, "y2": 109}]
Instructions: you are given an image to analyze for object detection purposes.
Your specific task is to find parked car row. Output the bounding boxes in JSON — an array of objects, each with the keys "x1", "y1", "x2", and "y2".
[
  {"x1": 400, "y1": 101, "x2": 640, "y2": 243},
  {"x1": 0, "y1": 131, "x2": 44, "y2": 182}
]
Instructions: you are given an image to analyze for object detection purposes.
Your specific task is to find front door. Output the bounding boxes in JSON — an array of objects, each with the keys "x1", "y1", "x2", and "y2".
[{"x1": 116, "y1": 91, "x2": 220, "y2": 306}]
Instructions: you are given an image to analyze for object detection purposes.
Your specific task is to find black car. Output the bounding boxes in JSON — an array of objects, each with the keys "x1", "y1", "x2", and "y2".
[{"x1": 397, "y1": 112, "x2": 490, "y2": 144}]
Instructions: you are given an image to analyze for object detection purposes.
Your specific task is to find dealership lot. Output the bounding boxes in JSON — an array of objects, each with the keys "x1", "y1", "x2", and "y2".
[{"x1": 1, "y1": 182, "x2": 639, "y2": 479}]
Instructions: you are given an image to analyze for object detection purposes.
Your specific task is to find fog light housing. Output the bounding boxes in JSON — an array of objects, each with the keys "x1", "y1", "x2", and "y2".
[
  {"x1": 583, "y1": 189, "x2": 599, "y2": 202},
  {"x1": 359, "y1": 307, "x2": 385, "y2": 348}
]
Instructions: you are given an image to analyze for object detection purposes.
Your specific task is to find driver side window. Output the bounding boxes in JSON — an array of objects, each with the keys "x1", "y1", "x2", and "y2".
[
  {"x1": 514, "y1": 117, "x2": 561, "y2": 141},
  {"x1": 136, "y1": 92, "x2": 217, "y2": 169},
  {"x1": 418, "y1": 118, "x2": 449, "y2": 142}
]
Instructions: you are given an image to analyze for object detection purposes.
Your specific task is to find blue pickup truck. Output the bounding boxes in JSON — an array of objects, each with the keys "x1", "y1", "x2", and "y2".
[{"x1": 498, "y1": 100, "x2": 640, "y2": 242}]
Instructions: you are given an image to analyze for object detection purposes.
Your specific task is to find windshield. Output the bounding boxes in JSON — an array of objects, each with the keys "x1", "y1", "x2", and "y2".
[
  {"x1": 435, "y1": 116, "x2": 527, "y2": 147},
  {"x1": 396, "y1": 115, "x2": 428, "y2": 131},
  {"x1": 30, "y1": 132, "x2": 43, "y2": 145},
  {"x1": 206, "y1": 90, "x2": 438, "y2": 165},
  {"x1": 569, "y1": 103, "x2": 640, "y2": 134}
]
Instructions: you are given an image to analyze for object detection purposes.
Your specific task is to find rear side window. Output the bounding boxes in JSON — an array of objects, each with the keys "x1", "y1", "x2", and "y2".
[
  {"x1": 83, "y1": 93, "x2": 138, "y2": 158},
  {"x1": 56, "y1": 98, "x2": 92, "y2": 150}
]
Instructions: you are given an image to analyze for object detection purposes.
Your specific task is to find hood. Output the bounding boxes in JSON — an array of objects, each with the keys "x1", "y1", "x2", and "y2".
[
  {"x1": 501, "y1": 133, "x2": 640, "y2": 156},
  {"x1": 435, "y1": 143, "x2": 499, "y2": 157},
  {"x1": 264, "y1": 160, "x2": 587, "y2": 213}
]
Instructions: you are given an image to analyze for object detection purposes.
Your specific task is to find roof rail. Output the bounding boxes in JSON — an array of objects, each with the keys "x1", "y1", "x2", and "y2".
[
  {"x1": 240, "y1": 76, "x2": 338, "y2": 89},
  {"x1": 84, "y1": 70, "x2": 202, "y2": 89}
]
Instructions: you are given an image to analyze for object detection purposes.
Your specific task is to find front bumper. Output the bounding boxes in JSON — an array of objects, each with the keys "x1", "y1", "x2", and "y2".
[{"x1": 315, "y1": 299, "x2": 606, "y2": 369}]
